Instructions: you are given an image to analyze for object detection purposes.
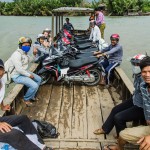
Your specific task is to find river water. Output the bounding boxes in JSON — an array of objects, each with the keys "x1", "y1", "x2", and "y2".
[{"x1": 0, "y1": 15, "x2": 150, "y2": 80}]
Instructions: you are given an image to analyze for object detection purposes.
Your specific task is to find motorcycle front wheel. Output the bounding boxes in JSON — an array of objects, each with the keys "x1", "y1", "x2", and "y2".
[
  {"x1": 39, "y1": 72, "x2": 51, "y2": 85},
  {"x1": 83, "y1": 69, "x2": 101, "y2": 86}
]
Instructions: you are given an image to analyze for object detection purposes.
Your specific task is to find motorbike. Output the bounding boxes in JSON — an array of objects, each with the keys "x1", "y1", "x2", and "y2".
[{"x1": 38, "y1": 55, "x2": 101, "y2": 86}]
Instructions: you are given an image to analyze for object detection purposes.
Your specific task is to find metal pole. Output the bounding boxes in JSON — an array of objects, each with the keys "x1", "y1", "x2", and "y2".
[
  {"x1": 52, "y1": 13, "x2": 54, "y2": 39},
  {"x1": 56, "y1": 13, "x2": 58, "y2": 36}
]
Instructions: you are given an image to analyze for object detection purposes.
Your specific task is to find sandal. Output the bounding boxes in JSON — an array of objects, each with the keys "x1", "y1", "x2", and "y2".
[
  {"x1": 24, "y1": 101, "x2": 35, "y2": 107},
  {"x1": 93, "y1": 128, "x2": 105, "y2": 135},
  {"x1": 103, "y1": 144, "x2": 119, "y2": 150}
]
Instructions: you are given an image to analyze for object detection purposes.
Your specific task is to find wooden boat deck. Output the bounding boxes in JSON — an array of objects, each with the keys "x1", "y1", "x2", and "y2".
[{"x1": 21, "y1": 83, "x2": 120, "y2": 150}]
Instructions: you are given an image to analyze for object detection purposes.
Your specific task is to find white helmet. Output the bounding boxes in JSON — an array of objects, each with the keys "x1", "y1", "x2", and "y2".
[
  {"x1": 131, "y1": 54, "x2": 146, "y2": 75},
  {"x1": 37, "y1": 34, "x2": 45, "y2": 40},
  {"x1": 43, "y1": 28, "x2": 51, "y2": 33},
  {"x1": 130, "y1": 54, "x2": 146, "y2": 65}
]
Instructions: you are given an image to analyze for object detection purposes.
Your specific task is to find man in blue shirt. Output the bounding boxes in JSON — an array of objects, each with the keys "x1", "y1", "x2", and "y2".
[
  {"x1": 63, "y1": 18, "x2": 74, "y2": 31},
  {"x1": 102, "y1": 56, "x2": 150, "y2": 150},
  {"x1": 94, "y1": 34, "x2": 123, "y2": 86}
]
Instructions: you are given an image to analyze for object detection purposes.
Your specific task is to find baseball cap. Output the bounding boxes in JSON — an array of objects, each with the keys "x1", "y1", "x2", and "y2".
[{"x1": 0, "y1": 59, "x2": 4, "y2": 69}]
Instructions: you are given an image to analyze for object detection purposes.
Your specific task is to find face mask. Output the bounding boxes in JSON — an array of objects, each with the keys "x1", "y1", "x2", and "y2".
[
  {"x1": 132, "y1": 66, "x2": 141, "y2": 74},
  {"x1": 21, "y1": 46, "x2": 31, "y2": 53}
]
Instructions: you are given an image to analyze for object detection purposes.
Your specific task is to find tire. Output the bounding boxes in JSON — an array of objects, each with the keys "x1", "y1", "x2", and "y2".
[
  {"x1": 83, "y1": 69, "x2": 101, "y2": 86},
  {"x1": 39, "y1": 72, "x2": 51, "y2": 85}
]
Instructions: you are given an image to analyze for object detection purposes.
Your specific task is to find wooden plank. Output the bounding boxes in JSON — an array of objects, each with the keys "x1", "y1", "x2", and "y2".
[
  {"x1": 115, "y1": 67, "x2": 134, "y2": 94},
  {"x1": 21, "y1": 84, "x2": 52, "y2": 120},
  {"x1": 86, "y1": 86, "x2": 104, "y2": 140},
  {"x1": 97, "y1": 86, "x2": 116, "y2": 140},
  {"x1": 60, "y1": 141, "x2": 77, "y2": 149},
  {"x1": 78, "y1": 141, "x2": 101, "y2": 149},
  {"x1": 58, "y1": 85, "x2": 73, "y2": 139},
  {"x1": 44, "y1": 138, "x2": 115, "y2": 143},
  {"x1": 72, "y1": 85, "x2": 87, "y2": 139},
  {"x1": 45, "y1": 84, "x2": 63, "y2": 130}
]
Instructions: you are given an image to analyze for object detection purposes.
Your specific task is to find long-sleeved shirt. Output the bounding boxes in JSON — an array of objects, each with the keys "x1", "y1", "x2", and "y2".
[
  {"x1": 89, "y1": 25, "x2": 101, "y2": 43},
  {"x1": 10, "y1": 49, "x2": 31, "y2": 78},
  {"x1": 101, "y1": 44, "x2": 123, "y2": 64},
  {"x1": 133, "y1": 74, "x2": 143, "y2": 107},
  {"x1": 33, "y1": 42, "x2": 49, "y2": 62},
  {"x1": 96, "y1": 11, "x2": 105, "y2": 26},
  {"x1": 140, "y1": 82, "x2": 150, "y2": 120}
]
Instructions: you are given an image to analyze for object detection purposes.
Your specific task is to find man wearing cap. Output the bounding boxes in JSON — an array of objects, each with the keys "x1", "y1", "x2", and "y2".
[
  {"x1": 9, "y1": 37, "x2": 41, "y2": 106},
  {"x1": 0, "y1": 59, "x2": 51, "y2": 150}
]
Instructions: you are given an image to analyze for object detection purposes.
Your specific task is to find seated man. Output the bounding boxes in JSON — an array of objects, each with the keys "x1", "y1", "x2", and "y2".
[
  {"x1": 9, "y1": 37, "x2": 41, "y2": 106},
  {"x1": 33, "y1": 34, "x2": 50, "y2": 63},
  {"x1": 103, "y1": 56, "x2": 150, "y2": 150},
  {"x1": 93, "y1": 54, "x2": 145, "y2": 137},
  {"x1": 0, "y1": 59, "x2": 51, "y2": 150},
  {"x1": 94, "y1": 34, "x2": 123, "y2": 86},
  {"x1": 42, "y1": 28, "x2": 52, "y2": 46},
  {"x1": 63, "y1": 18, "x2": 74, "y2": 31}
]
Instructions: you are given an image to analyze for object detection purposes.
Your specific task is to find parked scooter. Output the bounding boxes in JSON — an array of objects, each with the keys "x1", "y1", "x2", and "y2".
[{"x1": 38, "y1": 55, "x2": 101, "y2": 86}]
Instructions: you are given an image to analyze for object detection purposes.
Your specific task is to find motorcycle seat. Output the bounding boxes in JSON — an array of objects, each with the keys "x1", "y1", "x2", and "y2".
[
  {"x1": 80, "y1": 47, "x2": 99, "y2": 52},
  {"x1": 69, "y1": 57, "x2": 98, "y2": 68},
  {"x1": 76, "y1": 53, "x2": 93, "y2": 59}
]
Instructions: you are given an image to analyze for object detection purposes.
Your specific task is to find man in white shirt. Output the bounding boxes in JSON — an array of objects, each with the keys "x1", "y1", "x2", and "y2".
[
  {"x1": 89, "y1": 20, "x2": 108, "y2": 51},
  {"x1": 89, "y1": 20, "x2": 101, "y2": 44}
]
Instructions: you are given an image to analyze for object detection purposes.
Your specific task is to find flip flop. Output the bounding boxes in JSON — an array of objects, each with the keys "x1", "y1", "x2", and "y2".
[
  {"x1": 93, "y1": 128, "x2": 105, "y2": 135},
  {"x1": 103, "y1": 144, "x2": 118, "y2": 150}
]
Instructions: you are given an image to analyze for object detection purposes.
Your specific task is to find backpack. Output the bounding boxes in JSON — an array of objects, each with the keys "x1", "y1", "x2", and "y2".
[
  {"x1": 32, "y1": 120, "x2": 60, "y2": 139},
  {"x1": 3, "y1": 58, "x2": 15, "y2": 86},
  {"x1": 4, "y1": 50, "x2": 23, "y2": 86}
]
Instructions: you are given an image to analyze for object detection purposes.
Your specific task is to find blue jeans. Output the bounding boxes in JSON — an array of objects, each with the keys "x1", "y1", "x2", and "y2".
[{"x1": 12, "y1": 72, "x2": 41, "y2": 101}]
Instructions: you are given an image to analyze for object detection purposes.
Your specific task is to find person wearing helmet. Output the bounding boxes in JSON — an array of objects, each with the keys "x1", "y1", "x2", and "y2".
[
  {"x1": 33, "y1": 34, "x2": 49, "y2": 63},
  {"x1": 94, "y1": 34, "x2": 123, "y2": 86},
  {"x1": 9, "y1": 37, "x2": 41, "y2": 106},
  {"x1": 95, "y1": 6, "x2": 106, "y2": 39},
  {"x1": 63, "y1": 18, "x2": 74, "y2": 31},
  {"x1": 94, "y1": 54, "x2": 146, "y2": 142},
  {"x1": 102, "y1": 56, "x2": 150, "y2": 150}
]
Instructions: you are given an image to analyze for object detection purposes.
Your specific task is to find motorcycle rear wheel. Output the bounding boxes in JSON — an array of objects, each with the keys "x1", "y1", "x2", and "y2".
[
  {"x1": 39, "y1": 72, "x2": 51, "y2": 85},
  {"x1": 83, "y1": 69, "x2": 101, "y2": 86}
]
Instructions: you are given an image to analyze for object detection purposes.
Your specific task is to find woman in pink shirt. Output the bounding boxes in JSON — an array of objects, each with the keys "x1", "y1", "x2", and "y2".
[{"x1": 95, "y1": 6, "x2": 106, "y2": 39}]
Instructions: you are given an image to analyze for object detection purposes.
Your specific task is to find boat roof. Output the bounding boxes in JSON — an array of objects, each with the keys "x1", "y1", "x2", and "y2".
[{"x1": 52, "y1": 7, "x2": 94, "y2": 14}]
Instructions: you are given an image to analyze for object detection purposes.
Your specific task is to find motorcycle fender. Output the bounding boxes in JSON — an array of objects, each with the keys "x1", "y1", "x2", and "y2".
[{"x1": 38, "y1": 68, "x2": 47, "y2": 74}]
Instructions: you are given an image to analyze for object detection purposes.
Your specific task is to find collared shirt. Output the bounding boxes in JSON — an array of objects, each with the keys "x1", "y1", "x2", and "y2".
[
  {"x1": 133, "y1": 75, "x2": 143, "y2": 107},
  {"x1": 101, "y1": 44, "x2": 123, "y2": 64},
  {"x1": 96, "y1": 11, "x2": 105, "y2": 26},
  {"x1": 140, "y1": 82, "x2": 150, "y2": 120},
  {"x1": 89, "y1": 25, "x2": 101, "y2": 42}
]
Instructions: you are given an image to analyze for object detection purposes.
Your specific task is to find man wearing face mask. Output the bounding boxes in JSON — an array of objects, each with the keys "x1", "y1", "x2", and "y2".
[
  {"x1": 94, "y1": 54, "x2": 145, "y2": 138},
  {"x1": 10, "y1": 37, "x2": 41, "y2": 107}
]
